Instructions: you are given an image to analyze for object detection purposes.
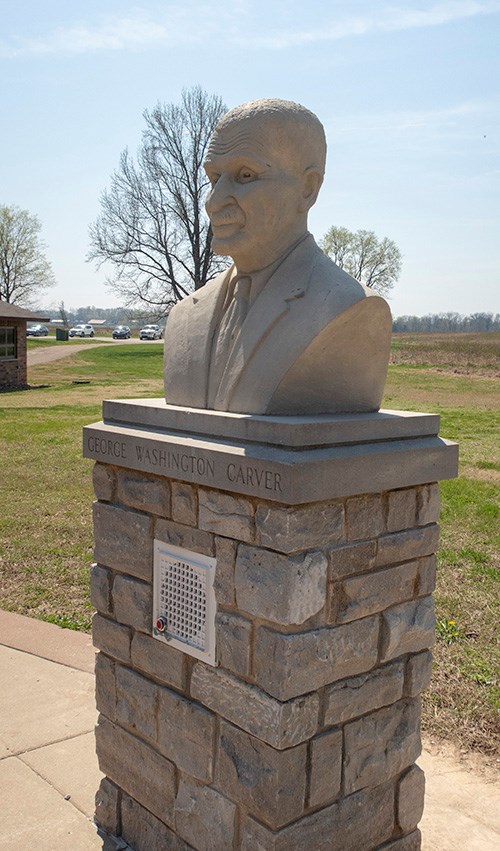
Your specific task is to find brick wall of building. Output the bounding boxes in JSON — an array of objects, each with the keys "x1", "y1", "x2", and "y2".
[{"x1": 0, "y1": 318, "x2": 27, "y2": 388}]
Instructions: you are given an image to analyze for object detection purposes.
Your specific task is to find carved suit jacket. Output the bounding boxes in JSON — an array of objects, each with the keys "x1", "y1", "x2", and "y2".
[{"x1": 164, "y1": 235, "x2": 392, "y2": 415}]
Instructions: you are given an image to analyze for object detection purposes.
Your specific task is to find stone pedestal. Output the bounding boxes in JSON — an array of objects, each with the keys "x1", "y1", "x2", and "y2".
[{"x1": 84, "y1": 400, "x2": 458, "y2": 851}]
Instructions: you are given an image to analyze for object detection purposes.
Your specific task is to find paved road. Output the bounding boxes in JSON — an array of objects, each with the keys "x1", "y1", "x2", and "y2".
[{"x1": 27, "y1": 337, "x2": 160, "y2": 366}]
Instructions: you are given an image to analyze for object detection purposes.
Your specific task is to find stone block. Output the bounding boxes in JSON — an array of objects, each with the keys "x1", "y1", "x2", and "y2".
[
  {"x1": 155, "y1": 517, "x2": 214, "y2": 556},
  {"x1": 199, "y1": 488, "x2": 255, "y2": 543},
  {"x1": 344, "y1": 699, "x2": 421, "y2": 794},
  {"x1": 214, "y1": 537, "x2": 237, "y2": 606},
  {"x1": 324, "y1": 660, "x2": 404, "y2": 726},
  {"x1": 380, "y1": 829, "x2": 422, "y2": 849},
  {"x1": 346, "y1": 493, "x2": 385, "y2": 541},
  {"x1": 386, "y1": 488, "x2": 418, "y2": 533},
  {"x1": 417, "y1": 483, "x2": 440, "y2": 525},
  {"x1": 332, "y1": 562, "x2": 418, "y2": 624},
  {"x1": 131, "y1": 631, "x2": 186, "y2": 692},
  {"x1": 93, "y1": 462, "x2": 115, "y2": 502},
  {"x1": 93, "y1": 502, "x2": 153, "y2": 580},
  {"x1": 190, "y1": 663, "x2": 319, "y2": 749},
  {"x1": 95, "y1": 652, "x2": 116, "y2": 720},
  {"x1": 171, "y1": 480, "x2": 198, "y2": 527},
  {"x1": 381, "y1": 597, "x2": 435, "y2": 662},
  {"x1": 174, "y1": 775, "x2": 237, "y2": 851},
  {"x1": 112, "y1": 573, "x2": 152, "y2": 633},
  {"x1": 235, "y1": 545, "x2": 327, "y2": 625},
  {"x1": 90, "y1": 563, "x2": 112, "y2": 614},
  {"x1": 308, "y1": 727, "x2": 342, "y2": 808},
  {"x1": 254, "y1": 616, "x2": 379, "y2": 701},
  {"x1": 95, "y1": 777, "x2": 121, "y2": 836},
  {"x1": 397, "y1": 764, "x2": 425, "y2": 833},
  {"x1": 157, "y1": 686, "x2": 216, "y2": 782},
  {"x1": 241, "y1": 781, "x2": 394, "y2": 850},
  {"x1": 404, "y1": 650, "x2": 433, "y2": 697},
  {"x1": 115, "y1": 664, "x2": 158, "y2": 741},
  {"x1": 116, "y1": 470, "x2": 170, "y2": 517},
  {"x1": 375, "y1": 525, "x2": 440, "y2": 568},
  {"x1": 255, "y1": 500, "x2": 344, "y2": 554},
  {"x1": 415, "y1": 554, "x2": 436, "y2": 596},
  {"x1": 215, "y1": 719, "x2": 307, "y2": 828},
  {"x1": 92, "y1": 613, "x2": 131, "y2": 664},
  {"x1": 96, "y1": 716, "x2": 176, "y2": 826},
  {"x1": 121, "y1": 794, "x2": 191, "y2": 851},
  {"x1": 328, "y1": 539, "x2": 377, "y2": 580},
  {"x1": 216, "y1": 610, "x2": 252, "y2": 677}
]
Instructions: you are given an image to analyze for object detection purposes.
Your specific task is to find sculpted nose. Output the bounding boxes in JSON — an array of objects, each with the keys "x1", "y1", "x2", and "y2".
[{"x1": 206, "y1": 174, "x2": 232, "y2": 215}]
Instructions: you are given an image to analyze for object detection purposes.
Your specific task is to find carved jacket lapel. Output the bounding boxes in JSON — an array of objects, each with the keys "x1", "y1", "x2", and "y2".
[
  {"x1": 214, "y1": 236, "x2": 315, "y2": 409},
  {"x1": 189, "y1": 267, "x2": 233, "y2": 405}
]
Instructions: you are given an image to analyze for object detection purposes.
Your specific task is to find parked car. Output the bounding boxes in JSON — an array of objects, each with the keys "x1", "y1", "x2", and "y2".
[
  {"x1": 112, "y1": 325, "x2": 131, "y2": 339},
  {"x1": 139, "y1": 324, "x2": 163, "y2": 340},
  {"x1": 26, "y1": 324, "x2": 48, "y2": 337},
  {"x1": 69, "y1": 324, "x2": 95, "y2": 338}
]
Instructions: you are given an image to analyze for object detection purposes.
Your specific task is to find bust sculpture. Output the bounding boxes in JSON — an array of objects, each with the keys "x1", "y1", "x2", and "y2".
[{"x1": 164, "y1": 98, "x2": 392, "y2": 415}]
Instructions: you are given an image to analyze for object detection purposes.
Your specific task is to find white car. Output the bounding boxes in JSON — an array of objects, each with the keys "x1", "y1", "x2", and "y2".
[
  {"x1": 69, "y1": 324, "x2": 95, "y2": 338},
  {"x1": 139, "y1": 324, "x2": 163, "y2": 340}
]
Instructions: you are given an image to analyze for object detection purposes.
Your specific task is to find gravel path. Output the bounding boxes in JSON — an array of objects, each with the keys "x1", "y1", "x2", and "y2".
[{"x1": 27, "y1": 337, "x2": 153, "y2": 366}]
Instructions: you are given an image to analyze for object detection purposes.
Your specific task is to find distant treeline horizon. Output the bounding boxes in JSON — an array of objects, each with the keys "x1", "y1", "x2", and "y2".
[
  {"x1": 35, "y1": 304, "x2": 500, "y2": 333},
  {"x1": 392, "y1": 312, "x2": 500, "y2": 332}
]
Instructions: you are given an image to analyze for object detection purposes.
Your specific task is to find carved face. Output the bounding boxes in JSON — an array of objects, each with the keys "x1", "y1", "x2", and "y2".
[{"x1": 204, "y1": 117, "x2": 309, "y2": 272}]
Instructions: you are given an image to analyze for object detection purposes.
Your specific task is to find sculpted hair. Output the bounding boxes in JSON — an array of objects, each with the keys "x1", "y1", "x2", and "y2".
[{"x1": 213, "y1": 98, "x2": 327, "y2": 176}]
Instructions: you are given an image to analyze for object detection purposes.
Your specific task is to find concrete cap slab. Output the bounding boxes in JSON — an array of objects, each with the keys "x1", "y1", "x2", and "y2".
[{"x1": 102, "y1": 398, "x2": 441, "y2": 447}]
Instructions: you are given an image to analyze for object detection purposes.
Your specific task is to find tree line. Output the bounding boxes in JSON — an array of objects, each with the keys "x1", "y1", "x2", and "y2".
[{"x1": 392, "y1": 313, "x2": 500, "y2": 333}]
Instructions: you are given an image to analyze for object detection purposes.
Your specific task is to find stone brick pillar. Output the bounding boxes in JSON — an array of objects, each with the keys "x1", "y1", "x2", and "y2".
[{"x1": 84, "y1": 400, "x2": 458, "y2": 851}]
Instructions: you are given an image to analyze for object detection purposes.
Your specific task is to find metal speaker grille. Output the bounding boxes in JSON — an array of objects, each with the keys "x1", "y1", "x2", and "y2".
[
  {"x1": 153, "y1": 540, "x2": 217, "y2": 665},
  {"x1": 160, "y1": 558, "x2": 207, "y2": 650}
]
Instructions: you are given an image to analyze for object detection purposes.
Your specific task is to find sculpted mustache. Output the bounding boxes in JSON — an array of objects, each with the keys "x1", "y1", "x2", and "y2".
[{"x1": 210, "y1": 212, "x2": 245, "y2": 227}]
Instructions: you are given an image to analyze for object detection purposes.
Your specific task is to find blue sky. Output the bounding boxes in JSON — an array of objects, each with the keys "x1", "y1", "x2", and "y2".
[{"x1": 1, "y1": 0, "x2": 499, "y2": 317}]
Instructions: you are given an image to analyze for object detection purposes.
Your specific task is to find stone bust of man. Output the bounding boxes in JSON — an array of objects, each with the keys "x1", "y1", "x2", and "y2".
[{"x1": 164, "y1": 98, "x2": 392, "y2": 415}]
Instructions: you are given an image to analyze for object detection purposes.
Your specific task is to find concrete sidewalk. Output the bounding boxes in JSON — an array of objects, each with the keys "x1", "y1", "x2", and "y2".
[{"x1": 0, "y1": 610, "x2": 498, "y2": 851}]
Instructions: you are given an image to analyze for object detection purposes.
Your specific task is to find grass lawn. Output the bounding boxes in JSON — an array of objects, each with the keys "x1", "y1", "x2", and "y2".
[
  {"x1": 0, "y1": 334, "x2": 499, "y2": 756},
  {"x1": 0, "y1": 344, "x2": 164, "y2": 630},
  {"x1": 385, "y1": 333, "x2": 499, "y2": 756}
]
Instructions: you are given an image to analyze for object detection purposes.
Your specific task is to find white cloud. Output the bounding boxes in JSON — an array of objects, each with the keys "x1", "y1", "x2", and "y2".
[
  {"x1": 0, "y1": 9, "x2": 204, "y2": 58},
  {"x1": 1, "y1": 1, "x2": 499, "y2": 58},
  {"x1": 248, "y1": 1, "x2": 500, "y2": 49}
]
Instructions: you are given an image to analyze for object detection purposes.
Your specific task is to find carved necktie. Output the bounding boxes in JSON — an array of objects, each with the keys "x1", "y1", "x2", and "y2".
[{"x1": 207, "y1": 275, "x2": 252, "y2": 406}]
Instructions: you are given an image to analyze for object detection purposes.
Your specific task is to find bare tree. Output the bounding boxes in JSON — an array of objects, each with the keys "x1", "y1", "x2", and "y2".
[
  {"x1": 88, "y1": 87, "x2": 227, "y2": 314},
  {"x1": 0, "y1": 205, "x2": 55, "y2": 304},
  {"x1": 320, "y1": 226, "x2": 402, "y2": 297}
]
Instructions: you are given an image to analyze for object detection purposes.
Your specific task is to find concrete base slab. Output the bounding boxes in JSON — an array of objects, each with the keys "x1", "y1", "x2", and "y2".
[
  {"x1": 0, "y1": 646, "x2": 96, "y2": 757},
  {"x1": 1, "y1": 614, "x2": 498, "y2": 850},
  {"x1": 419, "y1": 747, "x2": 500, "y2": 850},
  {"x1": 0, "y1": 609, "x2": 95, "y2": 673},
  {"x1": 0, "y1": 758, "x2": 103, "y2": 850},
  {"x1": 20, "y1": 731, "x2": 102, "y2": 819}
]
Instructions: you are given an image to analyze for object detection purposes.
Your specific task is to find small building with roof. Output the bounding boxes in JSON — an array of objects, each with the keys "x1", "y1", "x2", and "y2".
[{"x1": 0, "y1": 302, "x2": 50, "y2": 390}]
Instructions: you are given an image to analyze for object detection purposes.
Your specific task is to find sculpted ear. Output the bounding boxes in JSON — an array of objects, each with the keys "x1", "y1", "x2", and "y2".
[{"x1": 298, "y1": 167, "x2": 323, "y2": 213}]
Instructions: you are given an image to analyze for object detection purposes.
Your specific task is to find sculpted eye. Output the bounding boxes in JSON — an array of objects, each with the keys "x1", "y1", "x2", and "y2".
[{"x1": 237, "y1": 167, "x2": 257, "y2": 183}]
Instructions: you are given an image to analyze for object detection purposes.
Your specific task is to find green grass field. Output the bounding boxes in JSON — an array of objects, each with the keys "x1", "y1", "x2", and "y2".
[{"x1": 1, "y1": 334, "x2": 499, "y2": 756}]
